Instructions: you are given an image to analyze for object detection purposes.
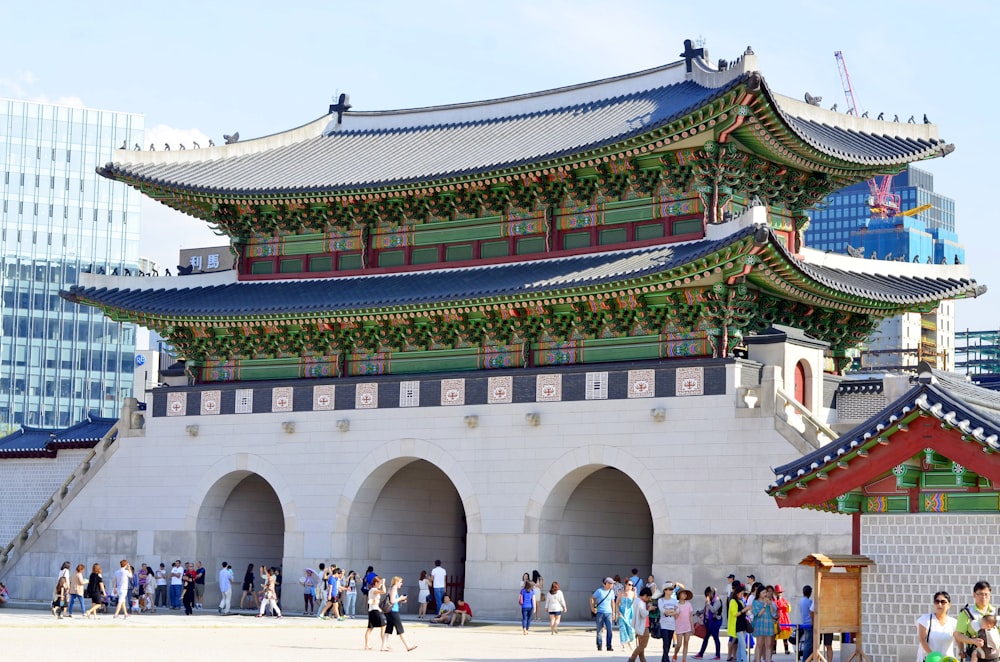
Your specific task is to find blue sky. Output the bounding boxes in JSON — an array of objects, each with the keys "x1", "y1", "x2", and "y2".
[{"x1": 3, "y1": 0, "x2": 997, "y2": 330}]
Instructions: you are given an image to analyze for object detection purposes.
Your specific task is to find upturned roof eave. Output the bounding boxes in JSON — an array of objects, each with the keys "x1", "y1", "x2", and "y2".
[
  {"x1": 61, "y1": 227, "x2": 979, "y2": 327},
  {"x1": 98, "y1": 80, "x2": 747, "y2": 202},
  {"x1": 767, "y1": 384, "x2": 1000, "y2": 502},
  {"x1": 735, "y1": 80, "x2": 952, "y2": 173}
]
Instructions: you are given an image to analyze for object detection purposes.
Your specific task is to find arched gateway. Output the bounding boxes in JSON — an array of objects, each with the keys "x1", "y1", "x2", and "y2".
[
  {"x1": 537, "y1": 466, "x2": 653, "y2": 619},
  {"x1": 344, "y1": 458, "x2": 467, "y2": 602}
]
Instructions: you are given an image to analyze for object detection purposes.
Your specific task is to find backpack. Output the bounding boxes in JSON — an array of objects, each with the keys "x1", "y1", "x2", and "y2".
[{"x1": 361, "y1": 573, "x2": 372, "y2": 595}]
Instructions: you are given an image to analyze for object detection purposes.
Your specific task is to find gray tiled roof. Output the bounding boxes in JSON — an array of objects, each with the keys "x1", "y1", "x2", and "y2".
[
  {"x1": 65, "y1": 229, "x2": 745, "y2": 316},
  {"x1": 769, "y1": 383, "x2": 1000, "y2": 491},
  {"x1": 101, "y1": 78, "x2": 735, "y2": 195},
  {"x1": 0, "y1": 416, "x2": 116, "y2": 457},
  {"x1": 62, "y1": 227, "x2": 982, "y2": 318},
  {"x1": 782, "y1": 116, "x2": 944, "y2": 165},
  {"x1": 98, "y1": 59, "x2": 950, "y2": 196},
  {"x1": 795, "y1": 261, "x2": 984, "y2": 304}
]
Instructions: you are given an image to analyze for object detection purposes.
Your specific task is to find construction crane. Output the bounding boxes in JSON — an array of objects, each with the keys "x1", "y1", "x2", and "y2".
[
  {"x1": 836, "y1": 51, "x2": 931, "y2": 221},
  {"x1": 834, "y1": 51, "x2": 862, "y2": 116}
]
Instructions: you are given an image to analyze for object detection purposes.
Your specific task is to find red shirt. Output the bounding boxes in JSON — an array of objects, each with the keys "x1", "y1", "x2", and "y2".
[{"x1": 456, "y1": 602, "x2": 472, "y2": 617}]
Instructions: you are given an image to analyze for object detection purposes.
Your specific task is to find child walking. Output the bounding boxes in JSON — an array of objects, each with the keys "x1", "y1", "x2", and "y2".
[{"x1": 52, "y1": 576, "x2": 68, "y2": 618}]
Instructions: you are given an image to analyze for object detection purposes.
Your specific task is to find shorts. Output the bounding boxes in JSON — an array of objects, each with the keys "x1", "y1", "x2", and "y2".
[
  {"x1": 821, "y1": 633, "x2": 834, "y2": 646},
  {"x1": 385, "y1": 611, "x2": 404, "y2": 635},
  {"x1": 549, "y1": 610, "x2": 563, "y2": 615},
  {"x1": 368, "y1": 609, "x2": 386, "y2": 628}
]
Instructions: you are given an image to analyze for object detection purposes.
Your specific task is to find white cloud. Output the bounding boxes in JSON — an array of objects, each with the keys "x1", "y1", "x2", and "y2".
[{"x1": 0, "y1": 73, "x2": 86, "y2": 108}]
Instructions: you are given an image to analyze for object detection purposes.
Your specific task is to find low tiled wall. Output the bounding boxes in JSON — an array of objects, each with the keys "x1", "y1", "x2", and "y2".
[
  {"x1": 861, "y1": 514, "x2": 1000, "y2": 662},
  {"x1": 0, "y1": 449, "x2": 89, "y2": 544}
]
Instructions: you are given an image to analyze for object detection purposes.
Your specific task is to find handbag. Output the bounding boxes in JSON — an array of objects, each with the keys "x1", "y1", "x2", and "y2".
[
  {"x1": 649, "y1": 603, "x2": 662, "y2": 639},
  {"x1": 694, "y1": 622, "x2": 707, "y2": 639}
]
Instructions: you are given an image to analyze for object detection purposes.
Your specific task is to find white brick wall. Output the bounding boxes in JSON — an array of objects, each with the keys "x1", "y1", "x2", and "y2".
[{"x1": 861, "y1": 514, "x2": 1000, "y2": 662}]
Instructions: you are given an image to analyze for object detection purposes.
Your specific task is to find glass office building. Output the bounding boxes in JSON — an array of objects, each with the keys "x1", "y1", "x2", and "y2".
[
  {"x1": 805, "y1": 165, "x2": 963, "y2": 264},
  {"x1": 805, "y1": 165, "x2": 963, "y2": 372},
  {"x1": 0, "y1": 99, "x2": 143, "y2": 429}
]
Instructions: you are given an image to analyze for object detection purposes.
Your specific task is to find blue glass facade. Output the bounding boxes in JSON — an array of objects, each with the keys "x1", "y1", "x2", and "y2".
[
  {"x1": 805, "y1": 165, "x2": 963, "y2": 264},
  {"x1": 0, "y1": 99, "x2": 143, "y2": 428}
]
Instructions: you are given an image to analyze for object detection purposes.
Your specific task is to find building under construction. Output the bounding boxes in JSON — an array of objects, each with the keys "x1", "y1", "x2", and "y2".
[{"x1": 956, "y1": 329, "x2": 1000, "y2": 387}]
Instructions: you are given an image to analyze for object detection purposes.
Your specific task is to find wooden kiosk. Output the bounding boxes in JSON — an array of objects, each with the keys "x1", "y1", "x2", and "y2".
[{"x1": 800, "y1": 554, "x2": 875, "y2": 662}]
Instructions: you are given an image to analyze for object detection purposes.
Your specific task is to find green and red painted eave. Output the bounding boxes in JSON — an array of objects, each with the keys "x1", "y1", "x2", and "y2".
[{"x1": 768, "y1": 384, "x2": 1000, "y2": 512}]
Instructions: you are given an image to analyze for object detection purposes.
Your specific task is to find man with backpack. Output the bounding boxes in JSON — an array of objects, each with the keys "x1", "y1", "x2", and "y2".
[
  {"x1": 362, "y1": 566, "x2": 376, "y2": 597},
  {"x1": 956, "y1": 582, "x2": 997, "y2": 662}
]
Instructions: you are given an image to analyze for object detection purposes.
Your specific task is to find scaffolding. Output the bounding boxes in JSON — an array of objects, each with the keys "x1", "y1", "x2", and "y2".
[{"x1": 955, "y1": 329, "x2": 1000, "y2": 375}]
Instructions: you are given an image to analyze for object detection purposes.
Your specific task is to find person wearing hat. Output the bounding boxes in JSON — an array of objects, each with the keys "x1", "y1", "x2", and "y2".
[
  {"x1": 774, "y1": 585, "x2": 792, "y2": 655},
  {"x1": 300, "y1": 568, "x2": 317, "y2": 615},
  {"x1": 675, "y1": 588, "x2": 697, "y2": 662},
  {"x1": 591, "y1": 577, "x2": 618, "y2": 652},
  {"x1": 659, "y1": 581, "x2": 681, "y2": 660}
]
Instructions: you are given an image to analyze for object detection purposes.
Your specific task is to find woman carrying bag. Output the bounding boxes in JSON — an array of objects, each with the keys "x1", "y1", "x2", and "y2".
[
  {"x1": 694, "y1": 586, "x2": 724, "y2": 659},
  {"x1": 917, "y1": 591, "x2": 958, "y2": 662}
]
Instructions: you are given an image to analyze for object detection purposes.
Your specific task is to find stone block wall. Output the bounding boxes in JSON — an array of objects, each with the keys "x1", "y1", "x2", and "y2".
[
  {"x1": 836, "y1": 391, "x2": 888, "y2": 422},
  {"x1": 861, "y1": 514, "x2": 1000, "y2": 662},
  {"x1": 0, "y1": 449, "x2": 89, "y2": 544}
]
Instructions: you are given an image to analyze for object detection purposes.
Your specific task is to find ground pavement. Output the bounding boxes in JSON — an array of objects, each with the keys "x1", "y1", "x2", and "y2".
[{"x1": 0, "y1": 607, "x2": 826, "y2": 662}]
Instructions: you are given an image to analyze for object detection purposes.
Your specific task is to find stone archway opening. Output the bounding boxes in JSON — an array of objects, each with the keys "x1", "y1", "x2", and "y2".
[
  {"x1": 538, "y1": 466, "x2": 653, "y2": 619},
  {"x1": 346, "y1": 459, "x2": 466, "y2": 611},
  {"x1": 195, "y1": 472, "x2": 284, "y2": 608}
]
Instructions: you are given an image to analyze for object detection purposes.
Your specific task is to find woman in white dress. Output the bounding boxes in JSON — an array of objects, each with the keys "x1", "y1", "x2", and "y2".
[
  {"x1": 417, "y1": 570, "x2": 431, "y2": 618},
  {"x1": 532, "y1": 570, "x2": 544, "y2": 621},
  {"x1": 916, "y1": 591, "x2": 958, "y2": 662}
]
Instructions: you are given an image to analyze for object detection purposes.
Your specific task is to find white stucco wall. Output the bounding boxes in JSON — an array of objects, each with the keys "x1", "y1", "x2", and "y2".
[{"x1": 0, "y1": 373, "x2": 851, "y2": 618}]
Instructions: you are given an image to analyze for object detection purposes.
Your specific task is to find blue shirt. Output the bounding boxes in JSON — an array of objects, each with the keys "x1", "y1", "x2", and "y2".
[
  {"x1": 799, "y1": 596, "x2": 813, "y2": 627},
  {"x1": 593, "y1": 587, "x2": 615, "y2": 614}
]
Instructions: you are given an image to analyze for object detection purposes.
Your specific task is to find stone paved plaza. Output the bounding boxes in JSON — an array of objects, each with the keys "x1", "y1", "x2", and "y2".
[{"x1": 0, "y1": 608, "x2": 826, "y2": 662}]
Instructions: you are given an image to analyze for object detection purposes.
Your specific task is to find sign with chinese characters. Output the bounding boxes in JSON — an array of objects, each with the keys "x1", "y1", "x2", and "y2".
[{"x1": 178, "y1": 245, "x2": 234, "y2": 273}]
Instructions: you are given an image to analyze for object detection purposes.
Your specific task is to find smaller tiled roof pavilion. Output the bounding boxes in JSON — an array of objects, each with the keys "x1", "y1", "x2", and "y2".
[{"x1": 768, "y1": 364, "x2": 1000, "y2": 662}]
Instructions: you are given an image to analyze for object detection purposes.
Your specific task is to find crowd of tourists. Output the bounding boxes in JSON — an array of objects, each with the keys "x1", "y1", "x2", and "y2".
[
  {"x1": 46, "y1": 559, "x2": 220, "y2": 619},
  {"x1": 584, "y1": 570, "x2": 794, "y2": 662},
  {"x1": 19, "y1": 557, "x2": 1000, "y2": 662}
]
